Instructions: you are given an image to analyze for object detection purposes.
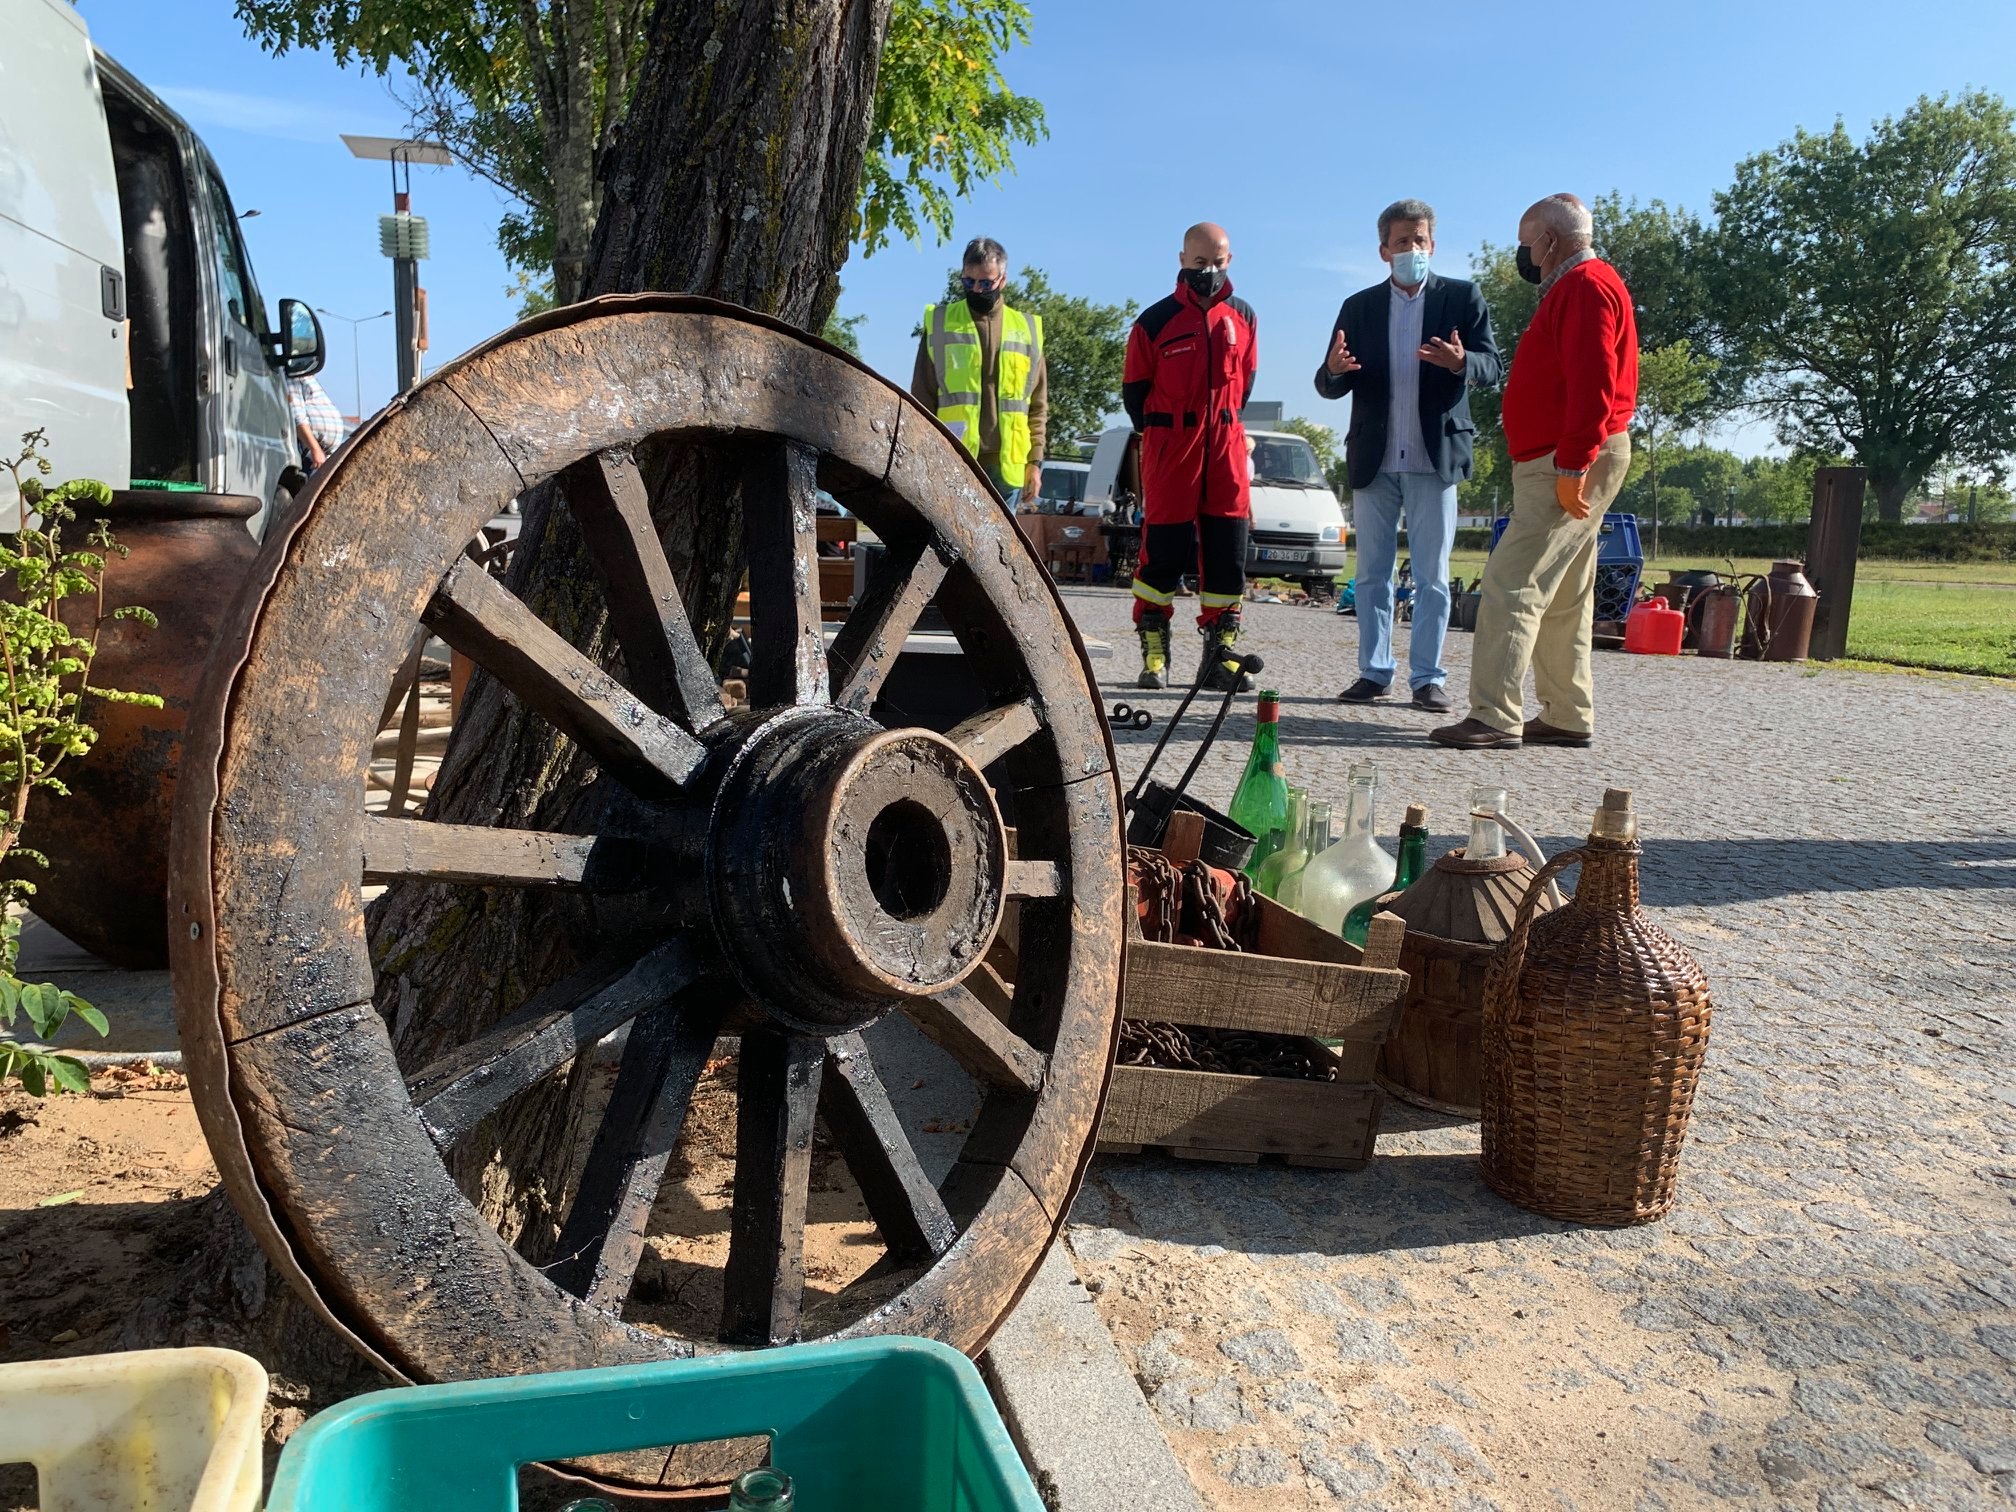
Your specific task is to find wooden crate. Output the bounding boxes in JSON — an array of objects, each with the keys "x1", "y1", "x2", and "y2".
[{"x1": 1098, "y1": 897, "x2": 1409, "y2": 1169}]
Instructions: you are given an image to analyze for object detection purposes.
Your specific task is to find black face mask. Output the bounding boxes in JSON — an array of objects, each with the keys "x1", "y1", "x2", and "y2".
[
  {"x1": 965, "y1": 289, "x2": 1001, "y2": 315},
  {"x1": 1515, "y1": 244, "x2": 1542, "y2": 285},
  {"x1": 1181, "y1": 266, "x2": 1227, "y2": 301}
]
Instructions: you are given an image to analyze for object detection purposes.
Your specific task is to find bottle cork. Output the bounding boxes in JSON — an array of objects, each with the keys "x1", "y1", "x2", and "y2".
[{"x1": 1404, "y1": 803, "x2": 1428, "y2": 829}]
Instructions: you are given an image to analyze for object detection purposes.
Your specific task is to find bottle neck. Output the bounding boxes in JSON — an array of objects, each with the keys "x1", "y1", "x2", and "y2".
[
  {"x1": 1466, "y1": 813, "x2": 1505, "y2": 860},
  {"x1": 1341, "y1": 781, "x2": 1377, "y2": 840},
  {"x1": 1574, "y1": 836, "x2": 1641, "y2": 910},
  {"x1": 1396, "y1": 825, "x2": 1427, "y2": 879}
]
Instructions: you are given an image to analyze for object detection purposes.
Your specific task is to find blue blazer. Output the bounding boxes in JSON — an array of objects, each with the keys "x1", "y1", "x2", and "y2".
[{"x1": 1312, "y1": 272, "x2": 1501, "y2": 492}]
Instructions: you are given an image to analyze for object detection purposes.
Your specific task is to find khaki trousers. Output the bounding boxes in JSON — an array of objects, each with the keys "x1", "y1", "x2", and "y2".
[{"x1": 1467, "y1": 433, "x2": 1633, "y2": 736}]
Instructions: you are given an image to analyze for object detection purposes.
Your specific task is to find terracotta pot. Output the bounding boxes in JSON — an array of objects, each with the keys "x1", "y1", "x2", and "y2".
[{"x1": 13, "y1": 491, "x2": 263, "y2": 967}]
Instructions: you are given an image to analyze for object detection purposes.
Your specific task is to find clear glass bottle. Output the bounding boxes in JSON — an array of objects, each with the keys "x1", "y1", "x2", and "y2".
[
  {"x1": 729, "y1": 1468, "x2": 795, "y2": 1510},
  {"x1": 1467, "y1": 784, "x2": 1509, "y2": 861},
  {"x1": 1298, "y1": 762, "x2": 1396, "y2": 934},
  {"x1": 1252, "y1": 786, "x2": 1308, "y2": 899},
  {"x1": 1278, "y1": 799, "x2": 1330, "y2": 911},
  {"x1": 1344, "y1": 802, "x2": 1428, "y2": 946},
  {"x1": 1229, "y1": 690, "x2": 1290, "y2": 875}
]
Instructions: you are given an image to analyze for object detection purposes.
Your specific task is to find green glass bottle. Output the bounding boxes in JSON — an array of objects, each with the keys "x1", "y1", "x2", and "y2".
[
  {"x1": 1253, "y1": 787, "x2": 1308, "y2": 899},
  {"x1": 1343, "y1": 802, "x2": 1428, "y2": 947},
  {"x1": 1229, "y1": 690, "x2": 1289, "y2": 876}
]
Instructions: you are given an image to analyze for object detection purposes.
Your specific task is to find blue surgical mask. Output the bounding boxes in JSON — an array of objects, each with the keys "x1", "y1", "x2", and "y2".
[{"x1": 1391, "y1": 250, "x2": 1430, "y2": 287}]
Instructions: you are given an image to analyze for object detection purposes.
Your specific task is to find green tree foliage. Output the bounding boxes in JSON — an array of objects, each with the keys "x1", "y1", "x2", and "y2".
[
  {"x1": 238, "y1": 0, "x2": 1045, "y2": 301},
  {"x1": 929, "y1": 267, "x2": 1138, "y2": 445},
  {"x1": 1632, "y1": 340, "x2": 1719, "y2": 552},
  {"x1": 822, "y1": 307, "x2": 867, "y2": 356},
  {"x1": 1704, "y1": 92, "x2": 2016, "y2": 522},
  {"x1": 0, "y1": 431, "x2": 161, "y2": 1094}
]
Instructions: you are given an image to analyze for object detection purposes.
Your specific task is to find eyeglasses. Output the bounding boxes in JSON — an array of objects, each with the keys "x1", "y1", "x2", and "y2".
[{"x1": 961, "y1": 274, "x2": 1005, "y2": 293}]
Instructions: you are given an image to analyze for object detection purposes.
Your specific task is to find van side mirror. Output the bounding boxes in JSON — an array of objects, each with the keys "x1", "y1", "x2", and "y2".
[{"x1": 279, "y1": 299, "x2": 326, "y2": 378}]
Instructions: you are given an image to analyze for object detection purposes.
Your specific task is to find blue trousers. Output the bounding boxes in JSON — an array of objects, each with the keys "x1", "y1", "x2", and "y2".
[{"x1": 1352, "y1": 470, "x2": 1456, "y2": 690}]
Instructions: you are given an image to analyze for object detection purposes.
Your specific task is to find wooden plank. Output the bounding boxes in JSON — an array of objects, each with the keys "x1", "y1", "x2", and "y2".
[
  {"x1": 1003, "y1": 859, "x2": 1063, "y2": 899},
  {"x1": 1122, "y1": 939, "x2": 1407, "y2": 1042},
  {"x1": 742, "y1": 437, "x2": 828, "y2": 707},
  {"x1": 1099, "y1": 1066, "x2": 1381, "y2": 1166},
  {"x1": 361, "y1": 817, "x2": 657, "y2": 890},
  {"x1": 820, "y1": 1033, "x2": 958, "y2": 1264},
  {"x1": 1253, "y1": 892, "x2": 1361, "y2": 965},
  {"x1": 424, "y1": 557, "x2": 707, "y2": 790},
  {"x1": 408, "y1": 939, "x2": 702, "y2": 1147},
  {"x1": 545, "y1": 996, "x2": 724, "y2": 1308},
  {"x1": 1161, "y1": 811, "x2": 1206, "y2": 867},
  {"x1": 815, "y1": 515, "x2": 858, "y2": 543},
  {"x1": 1361, "y1": 911, "x2": 1406, "y2": 972},
  {"x1": 827, "y1": 538, "x2": 951, "y2": 714},
  {"x1": 905, "y1": 985, "x2": 1046, "y2": 1095},
  {"x1": 946, "y1": 697, "x2": 1044, "y2": 768},
  {"x1": 720, "y1": 1030, "x2": 823, "y2": 1345},
  {"x1": 563, "y1": 448, "x2": 727, "y2": 731}
]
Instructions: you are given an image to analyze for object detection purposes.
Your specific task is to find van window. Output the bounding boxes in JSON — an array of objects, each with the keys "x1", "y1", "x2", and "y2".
[
  {"x1": 1040, "y1": 465, "x2": 1087, "y2": 505},
  {"x1": 1249, "y1": 436, "x2": 1325, "y2": 488},
  {"x1": 203, "y1": 172, "x2": 262, "y2": 334}
]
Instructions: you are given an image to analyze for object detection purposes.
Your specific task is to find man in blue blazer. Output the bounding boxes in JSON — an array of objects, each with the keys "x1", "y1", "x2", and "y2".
[{"x1": 1315, "y1": 199, "x2": 1501, "y2": 710}]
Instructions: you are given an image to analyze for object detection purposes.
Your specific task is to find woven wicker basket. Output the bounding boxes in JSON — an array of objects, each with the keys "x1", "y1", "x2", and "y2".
[
  {"x1": 1375, "y1": 849, "x2": 1550, "y2": 1117},
  {"x1": 1480, "y1": 793, "x2": 1713, "y2": 1226}
]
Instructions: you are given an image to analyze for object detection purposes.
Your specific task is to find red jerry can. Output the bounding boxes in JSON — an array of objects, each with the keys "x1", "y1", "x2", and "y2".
[{"x1": 1624, "y1": 596, "x2": 1685, "y2": 656}]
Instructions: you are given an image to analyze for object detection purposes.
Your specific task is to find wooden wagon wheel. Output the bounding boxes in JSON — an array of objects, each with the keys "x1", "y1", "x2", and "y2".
[{"x1": 169, "y1": 296, "x2": 1124, "y2": 1480}]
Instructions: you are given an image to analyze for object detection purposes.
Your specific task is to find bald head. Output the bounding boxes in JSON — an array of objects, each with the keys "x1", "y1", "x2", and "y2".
[
  {"x1": 1518, "y1": 194, "x2": 1593, "y2": 284},
  {"x1": 1181, "y1": 222, "x2": 1233, "y2": 270}
]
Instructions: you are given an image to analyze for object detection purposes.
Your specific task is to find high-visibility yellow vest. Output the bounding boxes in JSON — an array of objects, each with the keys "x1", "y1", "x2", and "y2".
[{"x1": 923, "y1": 301, "x2": 1043, "y2": 473}]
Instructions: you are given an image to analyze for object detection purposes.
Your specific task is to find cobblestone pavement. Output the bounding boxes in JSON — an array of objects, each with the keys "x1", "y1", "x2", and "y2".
[{"x1": 1054, "y1": 586, "x2": 2016, "y2": 1512}]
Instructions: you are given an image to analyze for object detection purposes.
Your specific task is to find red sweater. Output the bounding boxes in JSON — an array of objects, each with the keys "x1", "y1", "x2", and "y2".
[{"x1": 1502, "y1": 257, "x2": 1638, "y2": 471}]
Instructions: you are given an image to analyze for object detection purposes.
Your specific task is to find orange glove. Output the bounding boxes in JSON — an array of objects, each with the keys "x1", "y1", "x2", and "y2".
[{"x1": 1554, "y1": 473, "x2": 1590, "y2": 519}]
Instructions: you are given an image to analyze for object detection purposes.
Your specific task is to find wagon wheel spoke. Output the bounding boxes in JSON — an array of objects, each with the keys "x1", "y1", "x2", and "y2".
[
  {"x1": 827, "y1": 539, "x2": 953, "y2": 714},
  {"x1": 819, "y1": 1033, "x2": 957, "y2": 1263},
  {"x1": 562, "y1": 448, "x2": 727, "y2": 733},
  {"x1": 545, "y1": 992, "x2": 728, "y2": 1309},
  {"x1": 741, "y1": 438, "x2": 829, "y2": 708},
  {"x1": 944, "y1": 696, "x2": 1046, "y2": 769},
  {"x1": 361, "y1": 815, "x2": 664, "y2": 891},
  {"x1": 407, "y1": 939, "x2": 704, "y2": 1148},
  {"x1": 423, "y1": 556, "x2": 707, "y2": 793},
  {"x1": 904, "y1": 985, "x2": 1047, "y2": 1096},
  {"x1": 720, "y1": 1029, "x2": 824, "y2": 1345}
]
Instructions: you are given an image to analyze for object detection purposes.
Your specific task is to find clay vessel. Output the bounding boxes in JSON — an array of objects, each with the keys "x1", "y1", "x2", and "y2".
[{"x1": 13, "y1": 491, "x2": 263, "y2": 967}]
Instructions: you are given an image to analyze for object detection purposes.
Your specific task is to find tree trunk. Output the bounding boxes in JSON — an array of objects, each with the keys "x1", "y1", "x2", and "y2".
[
  {"x1": 1874, "y1": 473, "x2": 1910, "y2": 524},
  {"x1": 142, "y1": 0, "x2": 895, "y2": 1396}
]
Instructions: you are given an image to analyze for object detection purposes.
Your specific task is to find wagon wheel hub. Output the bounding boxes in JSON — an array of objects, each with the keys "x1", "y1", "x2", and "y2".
[{"x1": 707, "y1": 710, "x2": 1007, "y2": 1030}]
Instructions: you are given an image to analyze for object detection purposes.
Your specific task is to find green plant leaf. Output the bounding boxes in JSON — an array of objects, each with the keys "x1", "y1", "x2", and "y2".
[
  {"x1": 37, "y1": 1187, "x2": 84, "y2": 1206},
  {"x1": 18, "y1": 1057, "x2": 45, "y2": 1096},
  {"x1": 46, "y1": 1054, "x2": 89, "y2": 1094},
  {"x1": 66, "y1": 995, "x2": 107, "y2": 1037}
]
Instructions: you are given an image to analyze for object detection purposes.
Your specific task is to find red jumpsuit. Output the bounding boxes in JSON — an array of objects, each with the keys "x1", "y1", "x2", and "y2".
[{"x1": 1122, "y1": 277, "x2": 1259, "y2": 627}]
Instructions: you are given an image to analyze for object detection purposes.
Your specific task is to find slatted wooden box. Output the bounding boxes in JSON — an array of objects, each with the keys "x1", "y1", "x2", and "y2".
[{"x1": 1097, "y1": 897, "x2": 1410, "y2": 1169}]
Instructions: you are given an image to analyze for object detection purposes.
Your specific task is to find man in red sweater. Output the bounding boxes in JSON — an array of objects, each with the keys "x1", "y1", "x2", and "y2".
[{"x1": 1432, "y1": 195, "x2": 1638, "y2": 749}]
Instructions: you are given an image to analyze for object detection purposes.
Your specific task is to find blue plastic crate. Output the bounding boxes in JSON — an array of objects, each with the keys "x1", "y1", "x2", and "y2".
[
  {"x1": 1488, "y1": 512, "x2": 1643, "y2": 626},
  {"x1": 266, "y1": 1337, "x2": 1043, "y2": 1512}
]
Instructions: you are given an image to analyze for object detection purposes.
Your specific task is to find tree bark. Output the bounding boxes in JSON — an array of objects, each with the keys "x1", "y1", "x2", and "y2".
[
  {"x1": 1874, "y1": 474, "x2": 1910, "y2": 524},
  {"x1": 143, "y1": 0, "x2": 895, "y2": 1397}
]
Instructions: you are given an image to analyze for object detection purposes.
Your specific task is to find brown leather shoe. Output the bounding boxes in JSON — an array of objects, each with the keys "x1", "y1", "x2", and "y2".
[
  {"x1": 1523, "y1": 718, "x2": 1593, "y2": 748},
  {"x1": 1429, "y1": 718, "x2": 1522, "y2": 749}
]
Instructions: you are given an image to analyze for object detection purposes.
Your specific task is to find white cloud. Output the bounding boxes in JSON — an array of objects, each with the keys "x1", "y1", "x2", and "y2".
[{"x1": 155, "y1": 85, "x2": 395, "y2": 146}]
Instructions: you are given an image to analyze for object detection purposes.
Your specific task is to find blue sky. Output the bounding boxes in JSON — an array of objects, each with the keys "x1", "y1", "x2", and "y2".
[{"x1": 77, "y1": 0, "x2": 2016, "y2": 448}]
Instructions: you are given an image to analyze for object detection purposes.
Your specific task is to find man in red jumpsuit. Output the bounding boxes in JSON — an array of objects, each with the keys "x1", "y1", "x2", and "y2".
[{"x1": 1123, "y1": 221, "x2": 1260, "y2": 692}]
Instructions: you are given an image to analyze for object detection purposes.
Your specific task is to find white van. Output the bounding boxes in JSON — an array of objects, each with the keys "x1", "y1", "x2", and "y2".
[
  {"x1": 0, "y1": 0, "x2": 326, "y2": 531},
  {"x1": 1083, "y1": 423, "x2": 1347, "y2": 596}
]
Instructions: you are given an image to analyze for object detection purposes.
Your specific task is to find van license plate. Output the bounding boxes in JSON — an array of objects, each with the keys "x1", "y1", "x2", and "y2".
[{"x1": 1257, "y1": 548, "x2": 1308, "y2": 563}]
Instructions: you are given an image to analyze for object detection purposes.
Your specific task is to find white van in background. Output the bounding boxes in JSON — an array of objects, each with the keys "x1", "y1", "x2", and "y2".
[
  {"x1": 1084, "y1": 415, "x2": 1348, "y2": 598},
  {"x1": 0, "y1": 0, "x2": 326, "y2": 531}
]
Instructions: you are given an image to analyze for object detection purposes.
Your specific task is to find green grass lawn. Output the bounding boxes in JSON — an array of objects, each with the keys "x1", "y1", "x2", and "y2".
[{"x1": 1393, "y1": 552, "x2": 2016, "y2": 679}]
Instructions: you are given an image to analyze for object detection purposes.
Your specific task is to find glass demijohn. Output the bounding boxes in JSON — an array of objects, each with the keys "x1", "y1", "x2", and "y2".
[{"x1": 1297, "y1": 762, "x2": 1396, "y2": 934}]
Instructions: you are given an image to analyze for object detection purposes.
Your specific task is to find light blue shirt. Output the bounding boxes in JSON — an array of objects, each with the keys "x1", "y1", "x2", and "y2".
[{"x1": 1379, "y1": 278, "x2": 1433, "y2": 475}]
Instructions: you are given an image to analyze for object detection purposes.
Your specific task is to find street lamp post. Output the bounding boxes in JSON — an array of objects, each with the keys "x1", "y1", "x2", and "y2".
[
  {"x1": 316, "y1": 308, "x2": 392, "y2": 424},
  {"x1": 341, "y1": 135, "x2": 452, "y2": 395}
]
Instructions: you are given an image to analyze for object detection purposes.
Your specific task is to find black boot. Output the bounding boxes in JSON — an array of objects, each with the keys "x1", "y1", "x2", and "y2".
[
  {"x1": 1135, "y1": 610, "x2": 1173, "y2": 690},
  {"x1": 1200, "y1": 609, "x2": 1254, "y2": 693}
]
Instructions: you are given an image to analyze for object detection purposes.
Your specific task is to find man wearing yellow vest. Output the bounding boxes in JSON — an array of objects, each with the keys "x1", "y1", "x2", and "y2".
[{"x1": 911, "y1": 237, "x2": 1049, "y2": 511}]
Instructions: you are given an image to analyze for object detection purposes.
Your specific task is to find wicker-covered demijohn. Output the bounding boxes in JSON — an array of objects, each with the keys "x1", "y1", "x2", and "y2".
[
  {"x1": 1374, "y1": 845, "x2": 1551, "y2": 1117},
  {"x1": 1480, "y1": 789, "x2": 1713, "y2": 1226}
]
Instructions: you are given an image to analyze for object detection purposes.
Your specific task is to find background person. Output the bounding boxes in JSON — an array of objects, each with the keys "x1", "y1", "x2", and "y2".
[
  {"x1": 1122, "y1": 222, "x2": 1260, "y2": 692},
  {"x1": 1314, "y1": 198, "x2": 1500, "y2": 714},
  {"x1": 1432, "y1": 194, "x2": 1638, "y2": 750},
  {"x1": 912, "y1": 237, "x2": 1049, "y2": 512},
  {"x1": 286, "y1": 371, "x2": 347, "y2": 470}
]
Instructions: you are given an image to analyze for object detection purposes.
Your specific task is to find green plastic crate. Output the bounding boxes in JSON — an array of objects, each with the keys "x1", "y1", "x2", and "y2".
[{"x1": 265, "y1": 1337, "x2": 1043, "y2": 1511}]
